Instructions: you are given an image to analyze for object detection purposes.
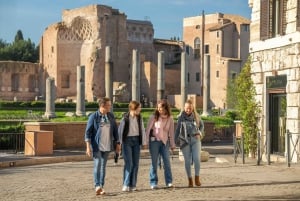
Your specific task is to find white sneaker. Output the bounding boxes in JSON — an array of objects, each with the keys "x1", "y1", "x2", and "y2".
[
  {"x1": 167, "y1": 183, "x2": 174, "y2": 188},
  {"x1": 122, "y1": 186, "x2": 130, "y2": 192},
  {"x1": 151, "y1": 185, "x2": 158, "y2": 190},
  {"x1": 130, "y1": 187, "x2": 137, "y2": 191}
]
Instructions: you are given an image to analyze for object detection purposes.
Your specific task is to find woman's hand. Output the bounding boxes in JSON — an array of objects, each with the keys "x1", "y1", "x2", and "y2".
[{"x1": 115, "y1": 144, "x2": 121, "y2": 153}]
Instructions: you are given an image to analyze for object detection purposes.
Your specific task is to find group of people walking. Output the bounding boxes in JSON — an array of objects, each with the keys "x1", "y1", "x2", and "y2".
[{"x1": 84, "y1": 97, "x2": 204, "y2": 196}]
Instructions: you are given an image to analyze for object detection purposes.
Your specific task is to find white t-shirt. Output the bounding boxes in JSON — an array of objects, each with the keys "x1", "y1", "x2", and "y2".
[{"x1": 99, "y1": 121, "x2": 111, "y2": 151}]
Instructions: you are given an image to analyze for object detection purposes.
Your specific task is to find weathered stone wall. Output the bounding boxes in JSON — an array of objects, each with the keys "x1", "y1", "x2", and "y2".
[
  {"x1": 24, "y1": 121, "x2": 220, "y2": 149},
  {"x1": 24, "y1": 122, "x2": 87, "y2": 149},
  {"x1": 39, "y1": 4, "x2": 182, "y2": 103},
  {"x1": 0, "y1": 61, "x2": 43, "y2": 101},
  {"x1": 249, "y1": 0, "x2": 300, "y2": 162}
]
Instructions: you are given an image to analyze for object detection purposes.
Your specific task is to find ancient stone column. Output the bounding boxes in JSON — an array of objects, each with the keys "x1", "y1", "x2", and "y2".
[
  {"x1": 181, "y1": 52, "x2": 188, "y2": 111},
  {"x1": 157, "y1": 51, "x2": 165, "y2": 102},
  {"x1": 76, "y1": 65, "x2": 85, "y2": 116},
  {"x1": 105, "y1": 46, "x2": 113, "y2": 101},
  {"x1": 202, "y1": 54, "x2": 210, "y2": 116},
  {"x1": 132, "y1": 49, "x2": 140, "y2": 102},
  {"x1": 44, "y1": 77, "x2": 56, "y2": 118}
]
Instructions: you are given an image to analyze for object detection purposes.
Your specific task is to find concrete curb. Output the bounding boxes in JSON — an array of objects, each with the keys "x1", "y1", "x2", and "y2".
[
  {"x1": 0, "y1": 155, "x2": 91, "y2": 168},
  {"x1": 0, "y1": 146, "x2": 232, "y2": 169}
]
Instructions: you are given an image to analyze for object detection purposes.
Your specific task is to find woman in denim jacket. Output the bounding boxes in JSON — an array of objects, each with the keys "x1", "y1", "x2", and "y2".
[{"x1": 175, "y1": 99, "x2": 204, "y2": 187}]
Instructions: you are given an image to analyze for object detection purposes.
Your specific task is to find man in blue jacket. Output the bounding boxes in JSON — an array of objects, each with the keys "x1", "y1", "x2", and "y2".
[{"x1": 85, "y1": 97, "x2": 120, "y2": 196}]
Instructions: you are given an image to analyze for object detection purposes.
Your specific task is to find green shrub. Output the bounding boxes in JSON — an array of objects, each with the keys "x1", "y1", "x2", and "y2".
[
  {"x1": 31, "y1": 101, "x2": 45, "y2": 107},
  {"x1": 224, "y1": 110, "x2": 239, "y2": 120},
  {"x1": 0, "y1": 123, "x2": 25, "y2": 133}
]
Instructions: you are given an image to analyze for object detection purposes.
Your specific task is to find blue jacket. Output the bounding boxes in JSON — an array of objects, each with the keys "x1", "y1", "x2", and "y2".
[{"x1": 84, "y1": 110, "x2": 119, "y2": 153}]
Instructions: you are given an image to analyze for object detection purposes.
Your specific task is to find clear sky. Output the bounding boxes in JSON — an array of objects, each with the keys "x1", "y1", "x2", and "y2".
[{"x1": 0, "y1": 0, "x2": 251, "y2": 45}]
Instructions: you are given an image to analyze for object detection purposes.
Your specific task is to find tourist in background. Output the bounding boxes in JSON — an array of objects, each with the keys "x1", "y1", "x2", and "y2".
[
  {"x1": 118, "y1": 100, "x2": 147, "y2": 192},
  {"x1": 145, "y1": 99, "x2": 176, "y2": 189},
  {"x1": 175, "y1": 99, "x2": 204, "y2": 187},
  {"x1": 84, "y1": 97, "x2": 121, "y2": 195}
]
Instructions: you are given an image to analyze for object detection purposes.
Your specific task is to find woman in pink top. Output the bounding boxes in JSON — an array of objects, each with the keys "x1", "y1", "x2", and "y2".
[{"x1": 145, "y1": 99, "x2": 176, "y2": 189}]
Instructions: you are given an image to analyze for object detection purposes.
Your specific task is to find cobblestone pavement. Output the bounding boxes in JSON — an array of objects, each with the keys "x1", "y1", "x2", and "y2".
[{"x1": 1, "y1": 154, "x2": 300, "y2": 201}]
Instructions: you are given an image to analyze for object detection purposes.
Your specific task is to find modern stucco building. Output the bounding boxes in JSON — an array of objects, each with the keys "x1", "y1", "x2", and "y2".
[{"x1": 249, "y1": 0, "x2": 300, "y2": 163}]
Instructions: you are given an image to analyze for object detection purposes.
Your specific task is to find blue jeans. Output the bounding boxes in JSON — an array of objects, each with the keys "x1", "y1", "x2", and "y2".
[
  {"x1": 181, "y1": 136, "x2": 201, "y2": 178},
  {"x1": 149, "y1": 140, "x2": 172, "y2": 186},
  {"x1": 122, "y1": 136, "x2": 141, "y2": 188},
  {"x1": 93, "y1": 151, "x2": 110, "y2": 188}
]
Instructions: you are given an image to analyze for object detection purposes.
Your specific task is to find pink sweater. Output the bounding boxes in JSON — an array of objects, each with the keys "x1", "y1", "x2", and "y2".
[{"x1": 146, "y1": 115, "x2": 175, "y2": 148}]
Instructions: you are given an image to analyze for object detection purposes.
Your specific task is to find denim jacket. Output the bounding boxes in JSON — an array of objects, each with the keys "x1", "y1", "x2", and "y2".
[{"x1": 84, "y1": 110, "x2": 119, "y2": 154}]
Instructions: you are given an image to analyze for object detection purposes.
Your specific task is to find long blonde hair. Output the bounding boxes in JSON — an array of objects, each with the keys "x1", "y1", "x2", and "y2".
[{"x1": 185, "y1": 99, "x2": 200, "y2": 126}]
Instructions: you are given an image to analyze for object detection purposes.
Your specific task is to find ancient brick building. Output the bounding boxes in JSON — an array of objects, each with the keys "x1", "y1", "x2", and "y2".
[
  {"x1": 0, "y1": 61, "x2": 44, "y2": 101},
  {"x1": 40, "y1": 4, "x2": 183, "y2": 103},
  {"x1": 0, "y1": 4, "x2": 250, "y2": 111}
]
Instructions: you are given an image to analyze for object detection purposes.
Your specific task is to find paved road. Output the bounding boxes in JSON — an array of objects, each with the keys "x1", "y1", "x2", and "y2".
[{"x1": 1, "y1": 154, "x2": 300, "y2": 201}]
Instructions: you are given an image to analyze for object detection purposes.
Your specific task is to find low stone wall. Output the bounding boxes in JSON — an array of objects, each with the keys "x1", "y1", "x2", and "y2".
[
  {"x1": 23, "y1": 121, "x2": 232, "y2": 149},
  {"x1": 24, "y1": 122, "x2": 87, "y2": 149}
]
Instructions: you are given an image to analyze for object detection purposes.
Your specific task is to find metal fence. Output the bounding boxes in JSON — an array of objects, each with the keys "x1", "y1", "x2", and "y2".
[
  {"x1": 0, "y1": 132, "x2": 25, "y2": 153},
  {"x1": 286, "y1": 130, "x2": 300, "y2": 167},
  {"x1": 257, "y1": 131, "x2": 271, "y2": 165},
  {"x1": 233, "y1": 133, "x2": 245, "y2": 164}
]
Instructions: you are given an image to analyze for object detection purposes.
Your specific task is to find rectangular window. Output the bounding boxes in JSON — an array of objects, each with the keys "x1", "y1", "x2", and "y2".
[
  {"x1": 217, "y1": 31, "x2": 219, "y2": 38},
  {"x1": 241, "y1": 24, "x2": 250, "y2": 32},
  {"x1": 194, "y1": 49, "x2": 200, "y2": 59},
  {"x1": 196, "y1": 72, "x2": 200, "y2": 82},
  {"x1": 187, "y1": 73, "x2": 190, "y2": 82},
  {"x1": 61, "y1": 73, "x2": 70, "y2": 88},
  {"x1": 260, "y1": 0, "x2": 287, "y2": 40},
  {"x1": 216, "y1": 71, "x2": 219, "y2": 78},
  {"x1": 205, "y1": 45, "x2": 209, "y2": 54},
  {"x1": 11, "y1": 74, "x2": 19, "y2": 91},
  {"x1": 28, "y1": 75, "x2": 36, "y2": 92},
  {"x1": 216, "y1": 44, "x2": 219, "y2": 54}
]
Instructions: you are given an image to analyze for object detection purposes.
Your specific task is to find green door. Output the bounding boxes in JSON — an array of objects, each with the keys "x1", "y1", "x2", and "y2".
[{"x1": 269, "y1": 93, "x2": 286, "y2": 155}]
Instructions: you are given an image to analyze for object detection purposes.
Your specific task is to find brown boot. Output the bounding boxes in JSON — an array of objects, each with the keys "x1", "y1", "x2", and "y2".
[
  {"x1": 195, "y1": 176, "x2": 201, "y2": 187},
  {"x1": 188, "y1": 177, "x2": 193, "y2": 187}
]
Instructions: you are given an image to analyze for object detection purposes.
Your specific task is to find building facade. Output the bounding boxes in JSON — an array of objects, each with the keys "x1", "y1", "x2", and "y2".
[
  {"x1": 0, "y1": 4, "x2": 251, "y2": 113},
  {"x1": 183, "y1": 13, "x2": 250, "y2": 109},
  {"x1": 39, "y1": 4, "x2": 182, "y2": 103},
  {"x1": 249, "y1": 0, "x2": 300, "y2": 162},
  {"x1": 0, "y1": 61, "x2": 44, "y2": 101}
]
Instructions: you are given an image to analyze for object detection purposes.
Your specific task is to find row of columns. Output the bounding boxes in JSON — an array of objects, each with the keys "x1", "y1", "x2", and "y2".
[{"x1": 44, "y1": 46, "x2": 211, "y2": 118}]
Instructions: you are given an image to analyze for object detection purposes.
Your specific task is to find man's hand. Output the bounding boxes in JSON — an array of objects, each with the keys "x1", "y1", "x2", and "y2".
[{"x1": 86, "y1": 146, "x2": 92, "y2": 157}]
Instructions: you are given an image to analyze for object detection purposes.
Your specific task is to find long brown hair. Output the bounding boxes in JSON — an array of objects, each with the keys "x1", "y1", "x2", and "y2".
[{"x1": 154, "y1": 99, "x2": 171, "y2": 121}]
